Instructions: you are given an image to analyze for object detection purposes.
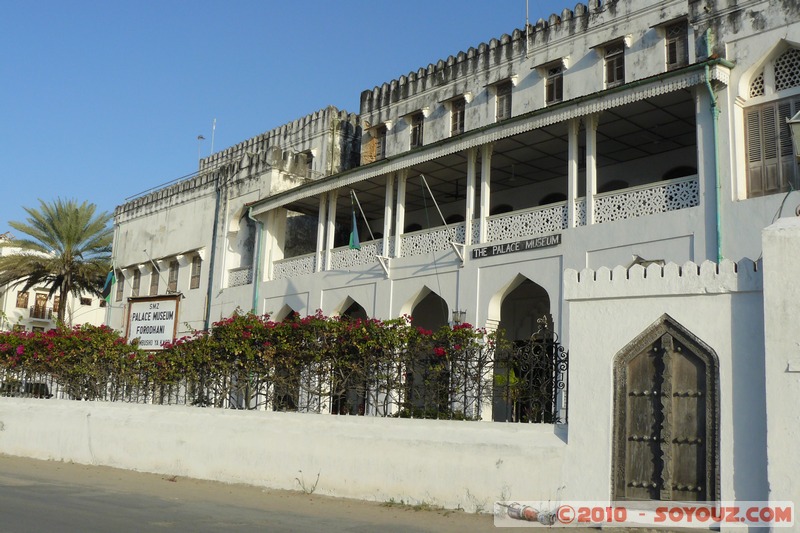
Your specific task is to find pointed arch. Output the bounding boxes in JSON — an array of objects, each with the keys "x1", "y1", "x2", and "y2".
[
  {"x1": 273, "y1": 304, "x2": 297, "y2": 322},
  {"x1": 339, "y1": 296, "x2": 368, "y2": 320},
  {"x1": 486, "y1": 273, "x2": 551, "y2": 337},
  {"x1": 611, "y1": 314, "x2": 720, "y2": 503},
  {"x1": 402, "y1": 286, "x2": 449, "y2": 331}
]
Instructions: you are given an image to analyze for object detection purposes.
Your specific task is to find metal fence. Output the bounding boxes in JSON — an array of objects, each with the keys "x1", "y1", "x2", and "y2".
[{"x1": 0, "y1": 325, "x2": 568, "y2": 423}]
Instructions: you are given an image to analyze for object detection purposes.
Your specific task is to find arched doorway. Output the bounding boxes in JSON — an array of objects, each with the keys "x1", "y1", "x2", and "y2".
[
  {"x1": 494, "y1": 277, "x2": 556, "y2": 423},
  {"x1": 612, "y1": 315, "x2": 720, "y2": 502},
  {"x1": 332, "y1": 299, "x2": 369, "y2": 415}
]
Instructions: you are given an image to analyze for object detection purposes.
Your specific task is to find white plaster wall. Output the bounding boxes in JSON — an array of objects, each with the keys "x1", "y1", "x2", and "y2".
[
  {"x1": 762, "y1": 218, "x2": 800, "y2": 512},
  {"x1": 563, "y1": 261, "x2": 768, "y2": 505},
  {"x1": 0, "y1": 399, "x2": 566, "y2": 512}
]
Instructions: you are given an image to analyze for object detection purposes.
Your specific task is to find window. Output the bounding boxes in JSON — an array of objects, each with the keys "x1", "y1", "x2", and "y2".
[
  {"x1": 410, "y1": 113, "x2": 424, "y2": 148},
  {"x1": 301, "y1": 151, "x2": 314, "y2": 178},
  {"x1": 190, "y1": 255, "x2": 202, "y2": 289},
  {"x1": 53, "y1": 295, "x2": 61, "y2": 315},
  {"x1": 666, "y1": 22, "x2": 688, "y2": 70},
  {"x1": 150, "y1": 270, "x2": 159, "y2": 296},
  {"x1": 546, "y1": 65, "x2": 563, "y2": 104},
  {"x1": 99, "y1": 300, "x2": 107, "y2": 308},
  {"x1": 80, "y1": 297, "x2": 92, "y2": 306},
  {"x1": 605, "y1": 41, "x2": 625, "y2": 87},
  {"x1": 168, "y1": 260, "x2": 179, "y2": 292},
  {"x1": 375, "y1": 126, "x2": 387, "y2": 160},
  {"x1": 450, "y1": 97, "x2": 465, "y2": 136},
  {"x1": 745, "y1": 96, "x2": 800, "y2": 197},
  {"x1": 15, "y1": 291, "x2": 28, "y2": 308},
  {"x1": 131, "y1": 270, "x2": 141, "y2": 297},
  {"x1": 496, "y1": 81, "x2": 513, "y2": 122},
  {"x1": 115, "y1": 271, "x2": 124, "y2": 302}
]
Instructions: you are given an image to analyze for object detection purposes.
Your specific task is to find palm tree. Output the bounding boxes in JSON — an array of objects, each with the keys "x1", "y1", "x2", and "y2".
[{"x1": 0, "y1": 199, "x2": 112, "y2": 324}]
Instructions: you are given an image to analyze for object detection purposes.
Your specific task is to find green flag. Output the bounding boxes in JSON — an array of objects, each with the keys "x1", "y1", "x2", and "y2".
[
  {"x1": 349, "y1": 207, "x2": 361, "y2": 250},
  {"x1": 101, "y1": 270, "x2": 115, "y2": 302}
]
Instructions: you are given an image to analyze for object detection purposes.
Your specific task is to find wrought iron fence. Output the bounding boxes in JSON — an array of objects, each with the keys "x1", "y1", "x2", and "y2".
[{"x1": 0, "y1": 321, "x2": 568, "y2": 423}]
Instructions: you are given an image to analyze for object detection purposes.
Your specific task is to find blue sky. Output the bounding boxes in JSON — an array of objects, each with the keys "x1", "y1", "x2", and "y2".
[{"x1": 1, "y1": 0, "x2": 567, "y2": 235}]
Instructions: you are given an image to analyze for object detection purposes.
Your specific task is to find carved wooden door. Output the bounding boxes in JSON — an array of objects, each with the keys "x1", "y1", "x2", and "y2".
[{"x1": 613, "y1": 319, "x2": 718, "y2": 502}]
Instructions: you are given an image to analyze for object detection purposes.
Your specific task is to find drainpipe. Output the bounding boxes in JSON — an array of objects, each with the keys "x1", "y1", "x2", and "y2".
[
  {"x1": 703, "y1": 29, "x2": 723, "y2": 263},
  {"x1": 204, "y1": 175, "x2": 222, "y2": 331},
  {"x1": 246, "y1": 206, "x2": 264, "y2": 314}
]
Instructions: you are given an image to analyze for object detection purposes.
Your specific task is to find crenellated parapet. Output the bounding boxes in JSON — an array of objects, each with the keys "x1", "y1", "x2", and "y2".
[
  {"x1": 199, "y1": 106, "x2": 359, "y2": 172},
  {"x1": 564, "y1": 259, "x2": 762, "y2": 300},
  {"x1": 564, "y1": 259, "x2": 763, "y2": 300}
]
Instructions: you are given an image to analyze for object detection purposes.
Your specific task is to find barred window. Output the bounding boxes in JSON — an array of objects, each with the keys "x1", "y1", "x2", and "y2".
[
  {"x1": 190, "y1": 255, "x2": 202, "y2": 289},
  {"x1": 496, "y1": 81, "x2": 512, "y2": 122},
  {"x1": 115, "y1": 271, "x2": 124, "y2": 302},
  {"x1": 80, "y1": 297, "x2": 92, "y2": 306},
  {"x1": 546, "y1": 66, "x2": 563, "y2": 104},
  {"x1": 168, "y1": 260, "x2": 179, "y2": 292},
  {"x1": 605, "y1": 42, "x2": 625, "y2": 87},
  {"x1": 750, "y1": 71, "x2": 765, "y2": 98},
  {"x1": 149, "y1": 270, "x2": 159, "y2": 296},
  {"x1": 131, "y1": 269, "x2": 140, "y2": 297},
  {"x1": 450, "y1": 97, "x2": 465, "y2": 136},
  {"x1": 410, "y1": 112, "x2": 424, "y2": 148},
  {"x1": 666, "y1": 22, "x2": 688, "y2": 70},
  {"x1": 775, "y1": 48, "x2": 800, "y2": 92}
]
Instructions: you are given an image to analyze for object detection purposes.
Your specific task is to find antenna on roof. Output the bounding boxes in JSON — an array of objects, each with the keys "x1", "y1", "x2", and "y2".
[
  {"x1": 210, "y1": 118, "x2": 217, "y2": 155},
  {"x1": 525, "y1": 0, "x2": 530, "y2": 57}
]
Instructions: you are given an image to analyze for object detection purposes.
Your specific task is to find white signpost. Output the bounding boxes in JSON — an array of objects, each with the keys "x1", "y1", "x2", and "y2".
[{"x1": 126, "y1": 296, "x2": 180, "y2": 350}]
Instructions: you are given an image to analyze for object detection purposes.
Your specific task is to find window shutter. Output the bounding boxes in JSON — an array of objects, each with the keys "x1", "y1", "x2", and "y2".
[
  {"x1": 746, "y1": 108, "x2": 764, "y2": 196},
  {"x1": 761, "y1": 104, "x2": 780, "y2": 192}
]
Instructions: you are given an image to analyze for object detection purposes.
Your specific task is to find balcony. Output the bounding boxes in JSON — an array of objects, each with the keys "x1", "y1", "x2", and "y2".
[
  {"x1": 270, "y1": 176, "x2": 699, "y2": 279},
  {"x1": 29, "y1": 306, "x2": 53, "y2": 320}
]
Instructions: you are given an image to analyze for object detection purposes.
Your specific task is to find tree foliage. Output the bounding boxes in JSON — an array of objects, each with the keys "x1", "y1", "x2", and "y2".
[{"x1": 0, "y1": 199, "x2": 112, "y2": 323}]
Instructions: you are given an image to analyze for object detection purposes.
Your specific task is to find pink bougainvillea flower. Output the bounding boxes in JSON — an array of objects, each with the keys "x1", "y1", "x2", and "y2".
[
  {"x1": 434, "y1": 347, "x2": 446, "y2": 357},
  {"x1": 16, "y1": 345, "x2": 24, "y2": 356}
]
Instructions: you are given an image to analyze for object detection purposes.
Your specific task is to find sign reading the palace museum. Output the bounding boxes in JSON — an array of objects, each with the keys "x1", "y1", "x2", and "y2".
[
  {"x1": 126, "y1": 295, "x2": 180, "y2": 350},
  {"x1": 471, "y1": 233, "x2": 562, "y2": 260}
]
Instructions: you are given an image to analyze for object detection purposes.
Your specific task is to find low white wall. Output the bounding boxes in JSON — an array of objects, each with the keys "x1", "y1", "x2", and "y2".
[{"x1": 0, "y1": 399, "x2": 565, "y2": 512}]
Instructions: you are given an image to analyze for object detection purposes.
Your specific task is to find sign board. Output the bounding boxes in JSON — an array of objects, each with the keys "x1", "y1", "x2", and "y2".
[
  {"x1": 471, "y1": 233, "x2": 561, "y2": 260},
  {"x1": 125, "y1": 295, "x2": 180, "y2": 350}
]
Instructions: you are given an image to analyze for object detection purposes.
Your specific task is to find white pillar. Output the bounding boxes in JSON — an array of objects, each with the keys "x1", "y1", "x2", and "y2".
[
  {"x1": 464, "y1": 148, "x2": 478, "y2": 245},
  {"x1": 264, "y1": 210, "x2": 277, "y2": 281},
  {"x1": 394, "y1": 170, "x2": 407, "y2": 257},
  {"x1": 383, "y1": 173, "x2": 395, "y2": 257},
  {"x1": 325, "y1": 191, "x2": 338, "y2": 270},
  {"x1": 315, "y1": 193, "x2": 327, "y2": 272},
  {"x1": 695, "y1": 87, "x2": 719, "y2": 262},
  {"x1": 585, "y1": 114, "x2": 599, "y2": 225},
  {"x1": 479, "y1": 143, "x2": 494, "y2": 243},
  {"x1": 567, "y1": 119, "x2": 580, "y2": 228}
]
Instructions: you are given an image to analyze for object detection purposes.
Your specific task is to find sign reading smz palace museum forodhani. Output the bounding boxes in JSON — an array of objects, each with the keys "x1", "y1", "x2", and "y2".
[{"x1": 126, "y1": 295, "x2": 180, "y2": 350}]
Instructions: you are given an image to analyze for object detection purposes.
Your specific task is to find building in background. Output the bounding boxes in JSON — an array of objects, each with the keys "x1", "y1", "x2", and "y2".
[{"x1": 0, "y1": 233, "x2": 106, "y2": 331}]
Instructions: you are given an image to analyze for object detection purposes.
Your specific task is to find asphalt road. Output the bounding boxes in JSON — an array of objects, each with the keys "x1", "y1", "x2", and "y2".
[{"x1": 0, "y1": 455, "x2": 498, "y2": 532}]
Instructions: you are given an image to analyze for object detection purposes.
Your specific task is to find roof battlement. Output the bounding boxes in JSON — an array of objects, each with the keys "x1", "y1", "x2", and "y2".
[
  {"x1": 359, "y1": 0, "x2": 666, "y2": 115},
  {"x1": 564, "y1": 259, "x2": 763, "y2": 300},
  {"x1": 199, "y1": 106, "x2": 358, "y2": 171}
]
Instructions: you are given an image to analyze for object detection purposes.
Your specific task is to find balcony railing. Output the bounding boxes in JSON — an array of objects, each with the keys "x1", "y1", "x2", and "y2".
[
  {"x1": 268, "y1": 176, "x2": 699, "y2": 278},
  {"x1": 29, "y1": 306, "x2": 53, "y2": 320},
  {"x1": 594, "y1": 175, "x2": 699, "y2": 224},
  {"x1": 228, "y1": 266, "x2": 253, "y2": 287}
]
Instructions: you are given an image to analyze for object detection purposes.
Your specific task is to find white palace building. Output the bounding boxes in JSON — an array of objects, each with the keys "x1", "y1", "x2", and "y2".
[{"x1": 103, "y1": 0, "x2": 800, "y2": 517}]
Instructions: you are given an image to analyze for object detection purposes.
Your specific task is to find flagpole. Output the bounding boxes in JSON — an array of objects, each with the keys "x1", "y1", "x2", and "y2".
[
  {"x1": 351, "y1": 190, "x2": 376, "y2": 241},
  {"x1": 419, "y1": 175, "x2": 449, "y2": 228}
]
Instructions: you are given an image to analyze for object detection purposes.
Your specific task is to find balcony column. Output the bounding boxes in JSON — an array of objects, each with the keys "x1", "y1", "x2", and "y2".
[
  {"x1": 585, "y1": 114, "x2": 599, "y2": 225},
  {"x1": 394, "y1": 170, "x2": 408, "y2": 257},
  {"x1": 479, "y1": 143, "x2": 494, "y2": 243},
  {"x1": 315, "y1": 193, "x2": 327, "y2": 272},
  {"x1": 324, "y1": 191, "x2": 338, "y2": 271},
  {"x1": 567, "y1": 118, "x2": 580, "y2": 228},
  {"x1": 383, "y1": 173, "x2": 395, "y2": 257},
  {"x1": 464, "y1": 148, "x2": 478, "y2": 245},
  {"x1": 695, "y1": 87, "x2": 719, "y2": 262}
]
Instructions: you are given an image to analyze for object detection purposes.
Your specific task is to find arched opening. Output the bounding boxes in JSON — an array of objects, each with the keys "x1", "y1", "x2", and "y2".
[
  {"x1": 411, "y1": 291, "x2": 449, "y2": 332},
  {"x1": 493, "y1": 277, "x2": 557, "y2": 423},
  {"x1": 332, "y1": 299, "x2": 370, "y2": 415}
]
